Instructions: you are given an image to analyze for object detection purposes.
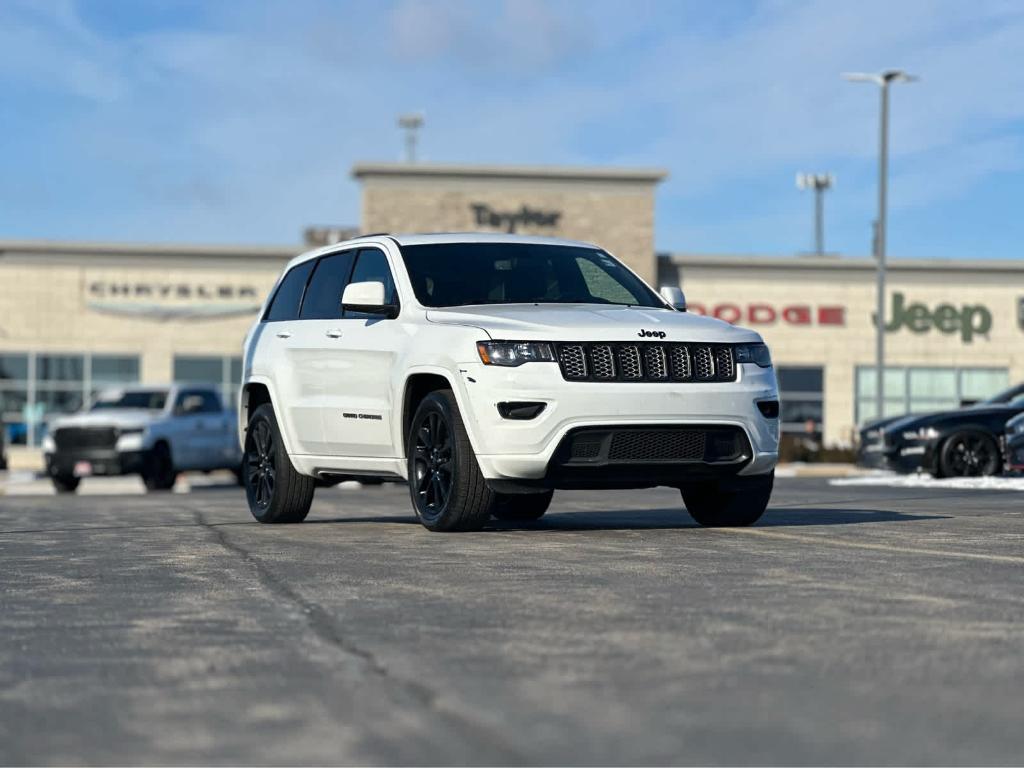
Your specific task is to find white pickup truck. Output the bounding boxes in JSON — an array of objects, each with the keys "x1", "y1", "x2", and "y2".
[{"x1": 43, "y1": 385, "x2": 242, "y2": 493}]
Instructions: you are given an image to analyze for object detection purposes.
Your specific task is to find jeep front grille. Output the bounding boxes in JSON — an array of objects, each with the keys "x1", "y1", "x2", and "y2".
[{"x1": 555, "y1": 342, "x2": 737, "y2": 383}]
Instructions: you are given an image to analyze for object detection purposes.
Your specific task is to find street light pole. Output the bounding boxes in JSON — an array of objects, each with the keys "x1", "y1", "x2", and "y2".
[
  {"x1": 843, "y1": 70, "x2": 917, "y2": 421},
  {"x1": 796, "y1": 173, "x2": 835, "y2": 256}
]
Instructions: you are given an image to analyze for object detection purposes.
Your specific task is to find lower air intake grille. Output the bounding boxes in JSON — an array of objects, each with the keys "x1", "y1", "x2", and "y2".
[
  {"x1": 608, "y1": 429, "x2": 705, "y2": 462},
  {"x1": 555, "y1": 342, "x2": 737, "y2": 383}
]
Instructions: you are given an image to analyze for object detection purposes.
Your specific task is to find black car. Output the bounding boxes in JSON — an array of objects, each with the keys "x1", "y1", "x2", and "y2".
[
  {"x1": 872, "y1": 396, "x2": 1024, "y2": 478},
  {"x1": 857, "y1": 381, "x2": 1024, "y2": 472},
  {"x1": 1005, "y1": 411, "x2": 1024, "y2": 473}
]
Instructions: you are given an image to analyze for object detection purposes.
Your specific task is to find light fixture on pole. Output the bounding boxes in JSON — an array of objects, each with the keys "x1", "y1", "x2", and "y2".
[
  {"x1": 397, "y1": 113, "x2": 425, "y2": 164},
  {"x1": 842, "y1": 69, "x2": 917, "y2": 421},
  {"x1": 796, "y1": 172, "x2": 835, "y2": 257}
]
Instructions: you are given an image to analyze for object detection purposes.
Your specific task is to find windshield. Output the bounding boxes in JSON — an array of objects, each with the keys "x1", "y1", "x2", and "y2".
[
  {"x1": 399, "y1": 243, "x2": 665, "y2": 309},
  {"x1": 91, "y1": 390, "x2": 168, "y2": 411}
]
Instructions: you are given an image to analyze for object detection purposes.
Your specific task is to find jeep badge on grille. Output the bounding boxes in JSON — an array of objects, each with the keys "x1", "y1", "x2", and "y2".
[{"x1": 638, "y1": 329, "x2": 667, "y2": 338}]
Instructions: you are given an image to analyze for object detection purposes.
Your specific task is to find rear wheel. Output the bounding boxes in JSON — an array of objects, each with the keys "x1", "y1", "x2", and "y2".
[
  {"x1": 682, "y1": 471, "x2": 773, "y2": 527},
  {"x1": 244, "y1": 403, "x2": 315, "y2": 523},
  {"x1": 491, "y1": 490, "x2": 554, "y2": 521},
  {"x1": 937, "y1": 431, "x2": 1001, "y2": 478},
  {"x1": 407, "y1": 390, "x2": 494, "y2": 532},
  {"x1": 142, "y1": 443, "x2": 177, "y2": 491},
  {"x1": 51, "y1": 474, "x2": 80, "y2": 494}
]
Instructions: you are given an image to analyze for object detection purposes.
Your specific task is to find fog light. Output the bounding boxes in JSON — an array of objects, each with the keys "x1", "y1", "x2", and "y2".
[
  {"x1": 757, "y1": 400, "x2": 780, "y2": 418},
  {"x1": 497, "y1": 401, "x2": 546, "y2": 420}
]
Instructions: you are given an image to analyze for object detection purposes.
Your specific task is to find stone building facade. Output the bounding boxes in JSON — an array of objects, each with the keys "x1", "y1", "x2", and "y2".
[{"x1": 353, "y1": 163, "x2": 666, "y2": 283}]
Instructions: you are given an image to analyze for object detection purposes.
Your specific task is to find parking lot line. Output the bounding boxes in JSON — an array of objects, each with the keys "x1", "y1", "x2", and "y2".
[{"x1": 713, "y1": 526, "x2": 1024, "y2": 565}]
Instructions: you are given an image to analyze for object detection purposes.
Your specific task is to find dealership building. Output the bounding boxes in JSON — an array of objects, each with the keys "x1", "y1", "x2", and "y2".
[{"x1": 2, "y1": 161, "x2": 1023, "y2": 457}]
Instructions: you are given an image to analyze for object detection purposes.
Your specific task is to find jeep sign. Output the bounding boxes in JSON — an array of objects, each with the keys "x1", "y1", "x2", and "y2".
[{"x1": 876, "y1": 292, "x2": 992, "y2": 343}]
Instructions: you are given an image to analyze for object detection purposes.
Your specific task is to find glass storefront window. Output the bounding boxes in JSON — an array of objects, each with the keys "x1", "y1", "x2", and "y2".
[
  {"x1": 856, "y1": 366, "x2": 1008, "y2": 424},
  {"x1": 0, "y1": 352, "x2": 141, "y2": 447},
  {"x1": 92, "y1": 356, "x2": 141, "y2": 383},
  {"x1": 778, "y1": 365, "x2": 824, "y2": 436},
  {"x1": 174, "y1": 355, "x2": 243, "y2": 410}
]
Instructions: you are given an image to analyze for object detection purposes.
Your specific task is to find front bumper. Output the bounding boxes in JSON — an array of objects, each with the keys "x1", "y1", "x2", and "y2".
[
  {"x1": 857, "y1": 438, "x2": 930, "y2": 473},
  {"x1": 46, "y1": 449, "x2": 147, "y2": 477},
  {"x1": 453, "y1": 361, "x2": 779, "y2": 482}
]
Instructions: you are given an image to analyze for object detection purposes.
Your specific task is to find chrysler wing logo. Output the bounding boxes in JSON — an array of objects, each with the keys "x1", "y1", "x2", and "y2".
[{"x1": 87, "y1": 302, "x2": 263, "y2": 321}]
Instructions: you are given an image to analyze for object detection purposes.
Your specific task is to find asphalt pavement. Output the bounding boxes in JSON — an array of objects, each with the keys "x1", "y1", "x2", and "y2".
[{"x1": 1, "y1": 476, "x2": 1023, "y2": 765}]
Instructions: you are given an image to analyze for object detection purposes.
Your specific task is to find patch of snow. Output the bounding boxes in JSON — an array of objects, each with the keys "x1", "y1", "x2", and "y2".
[{"x1": 830, "y1": 473, "x2": 1024, "y2": 492}]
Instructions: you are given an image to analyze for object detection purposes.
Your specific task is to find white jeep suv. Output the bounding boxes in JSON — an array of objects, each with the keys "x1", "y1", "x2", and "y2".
[{"x1": 240, "y1": 233, "x2": 779, "y2": 531}]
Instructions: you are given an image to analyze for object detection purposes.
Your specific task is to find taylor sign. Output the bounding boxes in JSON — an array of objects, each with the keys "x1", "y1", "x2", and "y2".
[
  {"x1": 687, "y1": 302, "x2": 846, "y2": 326},
  {"x1": 470, "y1": 203, "x2": 561, "y2": 233}
]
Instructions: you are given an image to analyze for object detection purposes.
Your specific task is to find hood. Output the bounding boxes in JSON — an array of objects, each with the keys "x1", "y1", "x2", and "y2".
[
  {"x1": 426, "y1": 304, "x2": 760, "y2": 344},
  {"x1": 49, "y1": 409, "x2": 158, "y2": 431}
]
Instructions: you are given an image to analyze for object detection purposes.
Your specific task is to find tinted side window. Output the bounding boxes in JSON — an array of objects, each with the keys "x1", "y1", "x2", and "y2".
[
  {"x1": 344, "y1": 249, "x2": 398, "y2": 318},
  {"x1": 198, "y1": 390, "x2": 222, "y2": 413},
  {"x1": 300, "y1": 250, "x2": 356, "y2": 320},
  {"x1": 265, "y1": 260, "x2": 315, "y2": 321}
]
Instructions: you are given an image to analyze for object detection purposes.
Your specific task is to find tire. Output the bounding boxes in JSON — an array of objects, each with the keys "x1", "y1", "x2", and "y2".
[
  {"x1": 407, "y1": 390, "x2": 494, "y2": 532},
  {"x1": 244, "y1": 403, "x2": 315, "y2": 523},
  {"x1": 937, "y1": 430, "x2": 1001, "y2": 478},
  {"x1": 142, "y1": 443, "x2": 177, "y2": 491},
  {"x1": 51, "y1": 474, "x2": 80, "y2": 494},
  {"x1": 682, "y1": 471, "x2": 774, "y2": 527},
  {"x1": 491, "y1": 490, "x2": 554, "y2": 521}
]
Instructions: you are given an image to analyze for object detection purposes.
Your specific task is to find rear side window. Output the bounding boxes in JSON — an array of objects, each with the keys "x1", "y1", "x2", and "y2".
[
  {"x1": 344, "y1": 248, "x2": 398, "y2": 318},
  {"x1": 300, "y1": 250, "x2": 356, "y2": 320},
  {"x1": 265, "y1": 260, "x2": 315, "y2": 322}
]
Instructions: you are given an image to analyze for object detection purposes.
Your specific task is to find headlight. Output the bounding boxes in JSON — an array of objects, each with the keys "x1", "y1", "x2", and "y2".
[
  {"x1": 733, "y1": 342, "x2": 772, "y2": 368},
  {"x1": 477, "y1": 341, "x2": 556, "y2": 367},
  {"x1": 41, "y1": 435, "x2": 56, "y2": 453},
  {"x1": 1012, "y1": 421, "x2": 1024, "y2": 436},
  {"x1": 902, "y1": 426, "x2": 939, "y2": 441}
]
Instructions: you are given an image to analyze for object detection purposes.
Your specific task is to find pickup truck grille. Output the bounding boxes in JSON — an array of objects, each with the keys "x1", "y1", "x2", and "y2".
[
  {"x1": 52, "y1": 427, "x2": 118, "y2": 451},
  {"x1": 555, "y1": 342, "x2": 737, "y2": 383}
]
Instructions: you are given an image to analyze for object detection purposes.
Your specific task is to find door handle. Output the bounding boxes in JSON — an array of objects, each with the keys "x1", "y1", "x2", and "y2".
[
  {"x1": 276, "y1": 331, "x2": 292, "y2": 339},
  {"x1": 326, "y1": 329, "x2": 343, "y2": 338}
]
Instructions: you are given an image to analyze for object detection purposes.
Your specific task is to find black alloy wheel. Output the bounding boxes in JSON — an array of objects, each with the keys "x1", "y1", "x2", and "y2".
[
  {"x1": 940, "y1": 431, "x2": 1001, "y2": 477},
  {"x1": 243, "y1": 403, "x2": 315, "y2": 523},
  {"x1": 406, "y1": 390, "x2": 494, "y2": 532},
  {"x1": 246, "y1": 417, "x2": 276, "y2": 510},
  {"x1": 412, "y1": 410, "x2": 454, "y2": 522}
]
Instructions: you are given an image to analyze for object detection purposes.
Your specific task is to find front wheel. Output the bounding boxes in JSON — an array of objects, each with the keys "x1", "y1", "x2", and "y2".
[
  {"x1": 142, "y1": 443, "x2": 177, "y2": 491},
  {"x1": 407, "y1": 390, "x2": 494, "y2": 532},
  {"x1": 936, "y1": 431, "x2": 1001, "y2": 478},
  {"x1": 682, "y1": 471, "x2": 773, "y2": 527},
  {"x1": 491, "y1": 490, "x2": 553, "y2": 521},
  {"x1": 244, "y1": 403, "x2": 315, "y2": 523}
]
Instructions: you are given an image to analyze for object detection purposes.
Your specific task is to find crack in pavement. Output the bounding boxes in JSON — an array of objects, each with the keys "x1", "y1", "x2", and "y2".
[{"x1": 184, "y1": 503, "x2": 527, "y2": 762}]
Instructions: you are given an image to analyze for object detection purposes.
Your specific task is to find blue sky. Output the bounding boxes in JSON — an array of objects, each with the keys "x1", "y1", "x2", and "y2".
[{"x1": 2, "y1": 0, "x2": 1024, "y2": 259}]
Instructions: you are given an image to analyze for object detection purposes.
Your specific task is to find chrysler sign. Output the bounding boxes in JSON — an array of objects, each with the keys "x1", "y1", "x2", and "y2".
[{"x1": 86, "y1": 280, "x2": 262, "y2": 321}]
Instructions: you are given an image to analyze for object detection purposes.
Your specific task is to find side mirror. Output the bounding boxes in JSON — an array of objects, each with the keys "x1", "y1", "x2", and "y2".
[
  {"x1": 342, "y1": 281, "x2": 398, "y2": 318},
  {"x1": 659, "y1": 286, "x2": 687, "y2": 312}
]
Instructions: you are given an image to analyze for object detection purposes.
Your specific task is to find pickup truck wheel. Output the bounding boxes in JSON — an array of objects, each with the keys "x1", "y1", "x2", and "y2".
[
  {"x1": 938, "y1": 430, "x2": 1001, "y2": 478},
  {"x1": 682, "y1": 471, "x2": 773, "y2": 527},
  {"x1": 407, "y1": 390, "x2": 493, "y2": 532},
  {"x1": 491, "y1": 490, "x2": 553, "y2": 521},
  {"x1": 142, "y1": 443, "x2": 177, "y2": 492},
  {"x1": 244, "y1": 403, "x2": 315, "y2": 523},
  {"x1": 51, "y1": 474, "x2": 80, "y2": 494}
]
